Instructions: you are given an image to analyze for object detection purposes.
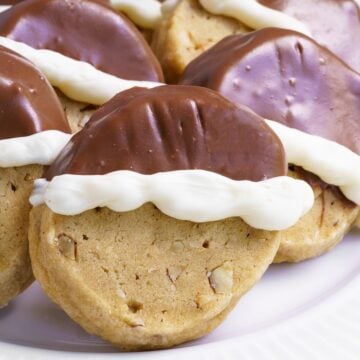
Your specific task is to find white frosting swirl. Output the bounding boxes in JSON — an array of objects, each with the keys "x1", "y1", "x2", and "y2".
[
  {"x1": 0, "y1": 131, "x2": 71, "y2": 167},
  {"x1": 266, "y1": 120, "x2": 360, "y2": 205},
  {"x1": 199, "y1": 0, "x2": 311, "y2": 37},
  {"x1": 30, "y1": 171, "x2": 314, "y2": 231},
  {"x1": 110, "y1": 0, "x2": 162, "y2": 29},
  {"x1": 0, "y1": 37, "x2": 162, "y2": 105}
]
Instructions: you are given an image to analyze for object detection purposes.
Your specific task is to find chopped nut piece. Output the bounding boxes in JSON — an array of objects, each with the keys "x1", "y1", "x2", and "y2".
[
  {"x1": 170, "y1": 240, "x2": 184, "y2": 252},
  {"x1": 116, "y1": 287, "x2": 126, "y2": 299},
  {"x1": 58, "y1": 234, "x2": 77, "y2": 260},
  {"x1": 166, "y1": 265, "x2": 185, "y2": 283},
  {"x1": 208, "y1": 262, "x2": 233, "y2": 294}
]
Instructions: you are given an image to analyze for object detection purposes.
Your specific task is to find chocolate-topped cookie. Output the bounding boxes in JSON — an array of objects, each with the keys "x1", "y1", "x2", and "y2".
[
  {"x1": 0, "y1": 44, "x2": 70, "y2": 308},
  {"x1": 29, "y1": 85, "x2": 309, "y2": 349},
  {"x1": 46, "y1": 85, "x2": 286, "y2": 181},
  {"x1": 181, "y1": 28, "x2": 360, "y2": 154},
  {"x1": 0, "y1": 0, "x2": 163, "y2": 82},
  {"x1": 181, "y1": 28, "x2": 360, "y2": 262}
]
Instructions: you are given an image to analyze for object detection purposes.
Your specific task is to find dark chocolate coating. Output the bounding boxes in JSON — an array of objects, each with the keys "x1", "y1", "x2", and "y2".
[
  {"x1": 260, "y1": 0, "x2": 360, "y2": 72},
  {"x1": 181, "y1": 28, "x2": 360, "y2": 154},
  {"x1": 0, "y1": 45, "x2": 70, "y2": 139},
  {"x1": 46, "y1": 86, "x2": 286, "y2": 181},
  {"x1": 0, "y1": 0, "x2": 164, "y2": 81}
]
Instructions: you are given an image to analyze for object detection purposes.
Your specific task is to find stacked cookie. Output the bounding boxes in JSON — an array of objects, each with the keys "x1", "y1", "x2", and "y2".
[{"x1": 0, "y1": 0, "x2": 359, "y2": 351}]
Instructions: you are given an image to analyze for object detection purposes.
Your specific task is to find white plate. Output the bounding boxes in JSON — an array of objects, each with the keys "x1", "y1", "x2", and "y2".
[{"x1": 0, "y1": 230, "x2": 359, "y2": 359}]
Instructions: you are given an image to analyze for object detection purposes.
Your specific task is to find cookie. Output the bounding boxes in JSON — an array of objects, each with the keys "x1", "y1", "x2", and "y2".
[
  {"x1": 0, "y1": 46, "x2": 70, "y2": 307},
  {"x1": 181, "y1": 28, "x2": 360, "y2": 262},
  {"x1": 29, "y1": 85, "x2": 314, "y2": 349},
  {"x1": 153, "y1": 0, "x2": 360, "y2": 82}
]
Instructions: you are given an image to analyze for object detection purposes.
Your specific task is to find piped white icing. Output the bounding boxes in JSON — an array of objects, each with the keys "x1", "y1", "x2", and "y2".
[
  {"x1": 110, "y1": 0, "x2": 162, "y2": 29},
  {"x1": 265, "y1": 120, "x2": 360, "y2": 206},
  {"x1": 0, "y1": 36, "x2": 162, "y2": 105},
  {"x1": 30, "y1": 171, "x2": 314, "y2": 231},
  {"x1": 199, "y1": 0, "x2": 311, "y2": 37},
  {"x1": 0, "y1": 5, "x2": 10, "y2": 12},
  {"x1": 0, "y1": 131, "x2": 71, "y2": 167}
]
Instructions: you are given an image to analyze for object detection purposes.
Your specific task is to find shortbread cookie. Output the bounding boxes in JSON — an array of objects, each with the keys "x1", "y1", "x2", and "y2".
[
  {"x1": 181, "y1": 29, "x2": 360, "y2": 262},
  {"x1": 152, "y1": 0, "x2": 249, "y2": 83},
  {"x1": 0, "y1": 46, "x2": 70, "y2": 307},
  {"x1": 29, "y1": 85, "x2": 315, "y2": 349},
  {"x1": 153, "y1": 0, "x2": 360, "y2": 82}
]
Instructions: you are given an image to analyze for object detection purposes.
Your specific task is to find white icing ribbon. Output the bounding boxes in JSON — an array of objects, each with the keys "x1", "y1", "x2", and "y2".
[
  {"x1": 0, "y1": 131, "x2": 71, "y2": 167},
  {"x1": 199, "y1": 0, "x2": 311, "y2": 37},
  {"x1": 30, "y1": 171, "x2": 314, "y2": 231},
  {"x1": 266, "y1": 120, "x2": 360, "y2": 205},
  {"x1": 0, "y1": 5, "x2": 10, "y2": 12},
  {"x1": 110, "y1": 0, "x2": 162, "y2": 29},
  {"x1": 0, "y1": 36, "x2": 162, "y2": 105}
]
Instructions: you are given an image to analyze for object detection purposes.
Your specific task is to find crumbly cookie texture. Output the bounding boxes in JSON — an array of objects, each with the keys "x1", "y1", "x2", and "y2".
[
  {"x1": 152, "y1": 0, "x2": 249, "y2": 83},
  {"x1": 0, "y1": 165, "x2": 43, "y2": 308},
  {"x1": 275, "y1": 168, "x2": 359, "y2": 263},
  {"x1": 29, "y1": 203, "x2": 280, "y2": 350}
]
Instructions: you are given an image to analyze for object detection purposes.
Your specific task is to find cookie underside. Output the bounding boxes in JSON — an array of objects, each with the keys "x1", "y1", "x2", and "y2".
[
  {"x1": 29, "y1": 203, "x2": 280, "y2": 350},
  {"x1": 0, "y1": 165, "x2": 43, "y2": 308}
]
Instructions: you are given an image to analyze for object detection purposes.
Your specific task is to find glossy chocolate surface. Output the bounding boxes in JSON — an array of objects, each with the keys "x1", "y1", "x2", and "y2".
[
  {"x1": 260, "y1": 0, "x2": 360, "y2": 72},
  {"x1": 46, "y1": 86, "x2": 286, "y2": 181},
  {"x1": 0, "y1": 45, "x2": 69, "y2": 139},
  {"x1": 0, "y1": 0, "x2": 163, "y2": 81},
  {"x1": 181, "y1": 28, "x2": 360, "y2": 154}
]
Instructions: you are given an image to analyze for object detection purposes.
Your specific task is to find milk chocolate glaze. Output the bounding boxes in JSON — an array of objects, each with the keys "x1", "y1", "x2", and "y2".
[
  {"x1": 0, "y1": 45, "x2": 69, "y2": 139},
  {"x1": 0, "y1": 0, "x2": 164, "y2": 81},
  {"x1": 46, "y1": 86, "x2": 286, "y2": 181},
  {"x1": 181, "y1": 28, "x2": 360, "y2": 155},
  {"x1": 260, "y1": 0, "x2": 360, "y2": 72},
  {"x1": 0, "y1": 1, "x2": 24, "y2": 4}
]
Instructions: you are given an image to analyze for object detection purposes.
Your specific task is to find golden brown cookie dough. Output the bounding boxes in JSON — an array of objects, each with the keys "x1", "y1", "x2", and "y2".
[
  {"x1": 152, "y1": 0, "x2": 249, "y2": 83},
  {"x1": 0, "y1": 165, "x2": 43, "y2": 308},
  {"x1": 275, "y1": 168, "x2": 359, "y2": 263},
  {"x1": 29, "y1": 204, "x2": 280, "y2": 350}
]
